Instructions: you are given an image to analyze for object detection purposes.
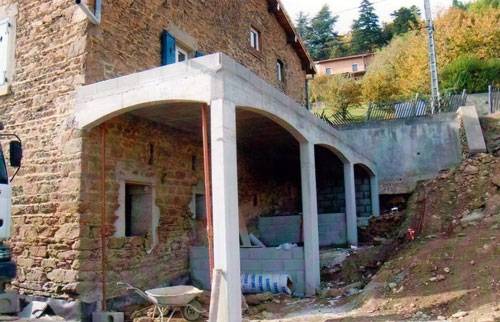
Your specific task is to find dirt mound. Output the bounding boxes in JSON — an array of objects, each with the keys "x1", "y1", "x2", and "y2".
[
  {"x1": 406, "y1": 153, "x2": 499, "y2": 237},
  {"x1": 480, "y1": 113, "x2": 500, "y2": 156},
  {"x1": 347, "y1": 153, "x2": 500, "y2": 321}
]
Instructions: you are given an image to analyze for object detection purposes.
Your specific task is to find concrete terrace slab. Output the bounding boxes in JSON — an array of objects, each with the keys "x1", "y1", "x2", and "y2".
[{"x1": 74, "y1": 53, "x2": 377, "y2": 170}]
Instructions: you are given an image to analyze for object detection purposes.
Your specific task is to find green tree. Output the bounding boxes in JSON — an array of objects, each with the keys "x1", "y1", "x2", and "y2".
[
  {"x1": 308, "y1": 5, "x2": 343, "y2": 60},
  {"x1": 390, "y1": 6, "x2": 421, "y2": 35},
  {"x1": 295, "y1": 11, "x2": 311, "y2": 46},
  {"x1": 453, "y1": 0, "x2": 499, "y2": 11},
  {"x1": 351, "y1": 0, "x2": 385, "y2": 54},
  {"x1": 468, "y1": 0, "x2": 499, "y2": 11},
  {"x1": 452, "y1": 0, "x2": 468, "y2": 9}
]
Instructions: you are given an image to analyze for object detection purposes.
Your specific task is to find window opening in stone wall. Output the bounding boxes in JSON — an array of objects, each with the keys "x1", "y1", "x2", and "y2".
[
  {"x1": 277, "y1": 59, "x2": 285, "y2": 82},
  {"x1": 195, "y1": 193, "x2": 206, "y2": 219},
  {"x1": 125, "y1": 183, "x2": 153, "y2": 237},
  {"x1": 0, "y1": 19, "x2": 10, "y2": 86},
  {"x1": 352, "y1": 63, "x2": 358, "y2": 72},
  {"x1": 325, "y1": 68, "x2": 332, "y2": 75},
  {"x1": 250, "y1": 27, "x2": 260, "y2": 51}
]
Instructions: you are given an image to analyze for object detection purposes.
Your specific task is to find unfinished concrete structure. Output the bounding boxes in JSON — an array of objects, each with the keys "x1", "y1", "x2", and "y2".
[
  {"x1": 74, "y1": 53, "x2": 379, "y2": 321},
  {"x1": 0, "y1": 1, "x2": 380, "y2": 321}
]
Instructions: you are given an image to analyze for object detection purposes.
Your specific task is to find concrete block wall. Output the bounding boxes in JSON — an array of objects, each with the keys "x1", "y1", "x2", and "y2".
[
  {"x1": 318, "y1": 213, "x2": 347, "y2": 246},
  {"x1": 317, "y1": 179, "x2": 372, "y2": 220},
  {"x1": 317, "y1": 184, "x2": 345, "y2": 214},
  {"x1": 190, "y1": 246, "x2": 305, "y2": 296},
  {"x1": 258, "y1": 215, "x2": 302, "y2": 246},
  {"x1": 355, "y1": 178, "x2": 372, "y2": 218},
  {"x1": 257, "y1": 214, "x2": 347, "y2": 247}
]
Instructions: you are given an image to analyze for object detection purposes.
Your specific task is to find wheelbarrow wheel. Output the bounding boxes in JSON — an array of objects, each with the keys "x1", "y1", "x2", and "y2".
[{"x1": 182, "y1": 300, "x2": 202, "y2": 321}]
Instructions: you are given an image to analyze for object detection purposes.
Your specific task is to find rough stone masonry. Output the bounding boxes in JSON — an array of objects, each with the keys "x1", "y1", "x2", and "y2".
[{"x1": 0, "y1": 0, "x2": 313, "y2": 308}]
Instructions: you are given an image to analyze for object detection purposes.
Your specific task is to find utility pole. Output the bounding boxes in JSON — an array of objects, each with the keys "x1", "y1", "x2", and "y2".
[{"x1": 424, "y1": 0, "x2": 440, "y2": 114}]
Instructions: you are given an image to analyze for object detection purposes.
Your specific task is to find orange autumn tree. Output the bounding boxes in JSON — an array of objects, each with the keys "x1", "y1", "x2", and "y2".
[{"x1": 362, "y1": 4, "x2": 500, "y2": 102}]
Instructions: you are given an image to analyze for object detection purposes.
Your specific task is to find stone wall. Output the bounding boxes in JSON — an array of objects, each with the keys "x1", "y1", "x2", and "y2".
[
  {"x1": 85, "y1": 0, "x2": 308, "y2": 104},
  {"x1": 0, "y1": 1, "x2": 88, "y2": 299},
  {"x1": 79, "y1": 114, "x2": 204, "y2": 303},
  {"x1": 78, "y1": 113, "x2": 304, "y2": 304},
  {"x1": 1, "y1": 0, "x2": 309, "y2": 304},
  {"x1": 237, "y1": 142, "x2": 301, "y2": 232}
]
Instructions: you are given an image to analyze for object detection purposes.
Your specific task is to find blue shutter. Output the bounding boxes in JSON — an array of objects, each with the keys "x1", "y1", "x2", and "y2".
[
  {"x1": 194, "y1": 51, "x2": 205, "y2": 58},
  {"x1": 161, "y1": 31, "x2": 176, "y2": 65}
]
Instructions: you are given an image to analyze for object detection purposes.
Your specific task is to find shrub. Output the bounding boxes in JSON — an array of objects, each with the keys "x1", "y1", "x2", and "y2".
[{"x1": 441, "y1": 55, "x2": 500, "y2": 93}]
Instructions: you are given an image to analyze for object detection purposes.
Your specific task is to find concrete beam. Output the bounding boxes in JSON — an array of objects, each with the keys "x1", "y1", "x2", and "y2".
[
  {"x1": 210, "y1": 99, "x2": 242, "y2": 322},
  {"x1": 344, "y1": 162, "x2": 358, "y2": 246},
  {"x1": 458, "y1": 106, "x2": 487, "y2": 154},
  {"x1": 300, "y1": 142, "x2": 320, "y2": 296}
]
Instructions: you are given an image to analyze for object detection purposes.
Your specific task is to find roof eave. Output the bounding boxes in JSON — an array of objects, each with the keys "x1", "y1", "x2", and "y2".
[{"x1": 267, "y1": 0, "x2": 316, "y2": 75}]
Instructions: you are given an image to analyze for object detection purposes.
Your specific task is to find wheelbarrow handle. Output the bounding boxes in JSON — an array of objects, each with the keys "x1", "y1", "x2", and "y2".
[{"x1": 116, "y1": 282, "x2": 158, "y2": 305}]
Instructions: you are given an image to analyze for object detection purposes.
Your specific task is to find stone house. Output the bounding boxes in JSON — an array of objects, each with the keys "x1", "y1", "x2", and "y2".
[{"x1": 0, "y1": 1, "x2": 379, "y2": 321}]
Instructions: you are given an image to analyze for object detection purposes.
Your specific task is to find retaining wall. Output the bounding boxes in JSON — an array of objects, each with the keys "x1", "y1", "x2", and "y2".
[{"x1": 339, "y1": 113, "x2": 462, "y2": 194}]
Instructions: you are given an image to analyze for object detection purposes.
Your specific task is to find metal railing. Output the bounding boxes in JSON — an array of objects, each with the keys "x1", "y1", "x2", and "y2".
[
  {"x1": 367, "y1": 98, "x2": 431, "y2": 121},
  {"x1": 439, "y1": 90, "x2": 468, "y2": 113},
  {"x1": 314, "y1": 91, "x2": 469, "y2": 127},
  {"x1": 489, "y1": 84, "x2": 500, "y2": 114}
]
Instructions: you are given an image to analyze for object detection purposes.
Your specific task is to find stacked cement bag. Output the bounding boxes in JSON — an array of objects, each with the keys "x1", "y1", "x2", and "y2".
[{"x1": 241, "y1": 273, "x2": 293, "y2": 295}]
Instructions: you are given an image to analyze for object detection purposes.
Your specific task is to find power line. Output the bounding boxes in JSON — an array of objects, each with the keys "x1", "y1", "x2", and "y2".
[{"x1": 330, "y1": 0, "x2": 393, "y2": 15}]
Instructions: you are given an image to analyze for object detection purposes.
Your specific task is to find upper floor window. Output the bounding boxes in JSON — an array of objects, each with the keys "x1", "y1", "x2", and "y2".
[
  {"x1": 325, "y1": 68, "x2": 333, "y2": 75},
  {"x1": 276, "y1": 59, "x2": 285, "y2": 82},
  {"x1": 176, "y1": 45, "x2": 188, "y2": 63},
  {"x1": 250, "y1": 27, "x2": 260, "y2": 51},
  {"x1": 161, "y1": 27, "x2": 203, "y2": 66},
  {"x1": 0, "y1": 16, "x2": 14, "y2": 95},
  {"x1": 352, "y1": 64, "x2": 359, "y2": 72},
  {"x1": 0, "y1": 19, "x2": 9, "y2": 86}
]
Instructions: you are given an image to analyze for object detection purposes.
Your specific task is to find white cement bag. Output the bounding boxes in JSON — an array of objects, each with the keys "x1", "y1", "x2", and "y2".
[{"x1": 241, "y1": 273, "x2": 293, "y2": 295}]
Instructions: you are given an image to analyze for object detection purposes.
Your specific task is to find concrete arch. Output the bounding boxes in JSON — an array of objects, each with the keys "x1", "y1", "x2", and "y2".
[
  {"x1": 354, "y1": 162, "x2": 376, "y2": 177},
  {"x1": 77, "y1": 99, "x2": 206, "y2": 130},
  {"x1": 236, "y1": 106, "x2": 307, "y2": 143},
  {"x1": 315, "y1": 143, "x2": 350, "y2": 163}
]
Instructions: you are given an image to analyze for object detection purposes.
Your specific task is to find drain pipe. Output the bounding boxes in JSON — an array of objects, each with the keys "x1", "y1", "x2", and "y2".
[
  {"x1": 76, "y1": 0, "x2": 102, "y2": 25},
  {"x1": 100, "y1": 124, "x2": 108, "y2": 311}
]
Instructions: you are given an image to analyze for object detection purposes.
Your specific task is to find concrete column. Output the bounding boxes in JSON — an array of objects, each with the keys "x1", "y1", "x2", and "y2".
[
  {"x1": 370, "y1": 175, "x2": 380, "y2": 216},
  {"x1": 300, "y1": 141, "x2": 320, "y2": 296},
  {"x1": 344, "y1": 162, "x2": 358, "y2": 246},
  {"x1": 210, "y1": 99, "x2": 242, "y2": 322}
]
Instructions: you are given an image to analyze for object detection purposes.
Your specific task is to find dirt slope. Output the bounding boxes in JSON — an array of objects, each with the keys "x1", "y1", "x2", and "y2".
[
  {"x1": 246, "y1": 152, "x2": 499, "y2": 322},
  {"x1": 337, "y1": 153, "x2": 500, "y2": 321}
]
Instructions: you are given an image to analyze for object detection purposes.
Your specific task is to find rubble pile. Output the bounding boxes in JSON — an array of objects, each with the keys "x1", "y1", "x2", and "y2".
[
  {"x1": 359, "y1": 210, "x2": 405, "y2": 243},
  {"x1": 408, "y1": 153, "x2": 499, "y2": 237},
  {"x1": 480, "y1": 113, "x2": 500, "y2": 156}
]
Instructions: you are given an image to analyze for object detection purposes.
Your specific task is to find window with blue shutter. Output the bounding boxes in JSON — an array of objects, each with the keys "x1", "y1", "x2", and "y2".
[{"x1": 161, "y1": 31, "x2": 176, "y2": 66}]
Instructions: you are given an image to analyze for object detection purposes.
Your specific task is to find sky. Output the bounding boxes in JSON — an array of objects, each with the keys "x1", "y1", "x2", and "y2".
[{"x1": 281, "y1": 0, "x2": 455, "y2": 33}]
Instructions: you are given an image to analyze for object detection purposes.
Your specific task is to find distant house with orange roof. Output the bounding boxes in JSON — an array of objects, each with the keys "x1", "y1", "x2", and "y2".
[{"x1": 315, "y1": 53, "x2": 375, "y2": 78}]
